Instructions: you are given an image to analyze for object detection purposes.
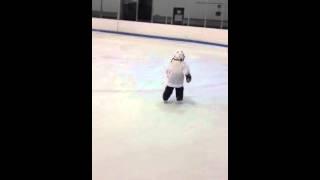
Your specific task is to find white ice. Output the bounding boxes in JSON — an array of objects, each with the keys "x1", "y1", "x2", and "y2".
[{"x1": 92, "y1": 31, "x2": 228, "y2": 180}]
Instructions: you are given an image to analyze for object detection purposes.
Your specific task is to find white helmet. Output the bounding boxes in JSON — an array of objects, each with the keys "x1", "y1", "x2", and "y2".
[{"x1": 173, "y1": 50, "x2": 185, "y2": 61}]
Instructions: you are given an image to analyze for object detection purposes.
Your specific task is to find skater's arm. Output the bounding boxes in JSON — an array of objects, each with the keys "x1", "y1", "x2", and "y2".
[
  {"x1": 166, "y1": 69, "x2": 169, "y2": 78},
  {"x1": 183, "y1": 62, "x2": 190, "y2": 75}
]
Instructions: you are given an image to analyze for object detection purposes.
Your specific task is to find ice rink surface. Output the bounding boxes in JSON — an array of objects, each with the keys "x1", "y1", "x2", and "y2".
[{"x1": 92, "y1": 31, "x2": 228, "y2": 180}]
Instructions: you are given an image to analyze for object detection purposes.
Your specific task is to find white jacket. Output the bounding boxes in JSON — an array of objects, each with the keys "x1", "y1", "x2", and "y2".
[{"x1": 165, "y1": 60, "x2": 190, "y2": 88}]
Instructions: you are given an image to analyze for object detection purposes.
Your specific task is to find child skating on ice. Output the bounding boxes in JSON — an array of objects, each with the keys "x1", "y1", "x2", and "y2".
[{"x1": 163, "y1": 50, "x2": 192, "y2": 103}]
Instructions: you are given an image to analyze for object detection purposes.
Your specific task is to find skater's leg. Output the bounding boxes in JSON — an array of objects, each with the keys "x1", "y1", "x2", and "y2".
[
  {"x1": 163, "y1": 86, "x2": 174, "y2": 101},
  {"x1": 175, "y1": 87, "x2": 184, "y2": 101}
]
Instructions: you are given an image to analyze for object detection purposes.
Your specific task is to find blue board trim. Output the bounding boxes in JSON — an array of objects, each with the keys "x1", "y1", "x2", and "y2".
[{"x1": 92, "y1": 28, "x2": 228, "y2": 48}]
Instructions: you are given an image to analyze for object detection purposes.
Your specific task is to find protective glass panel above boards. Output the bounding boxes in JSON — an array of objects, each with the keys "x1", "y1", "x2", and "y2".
[{"x1": 92, "y1": 0, "x2": 228, "y2": 29}]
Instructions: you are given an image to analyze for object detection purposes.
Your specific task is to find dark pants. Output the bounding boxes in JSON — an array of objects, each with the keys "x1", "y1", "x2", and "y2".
[{"x1": 162, "y1": 86, "x2": 184, "y2": 101}]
